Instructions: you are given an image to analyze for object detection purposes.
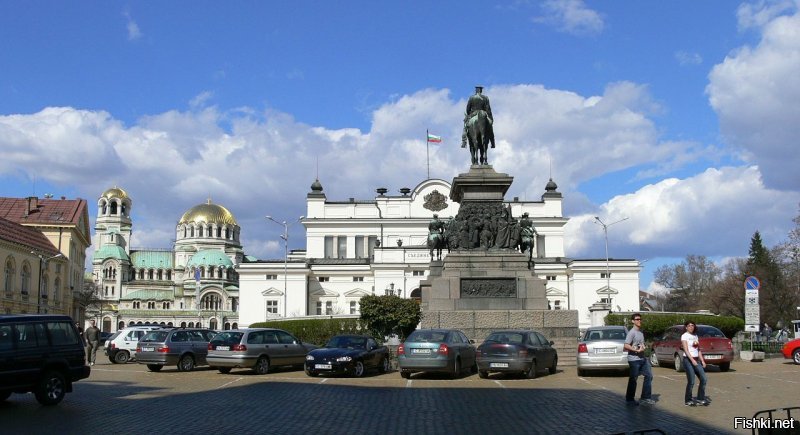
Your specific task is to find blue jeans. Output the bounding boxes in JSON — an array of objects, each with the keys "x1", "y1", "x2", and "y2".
[
  {"x1": 684, "y1": 357, "x2": 707, "y2": 402},
  {"x1": 626, "y1": 359, "x2": 652, "y2": 401}
]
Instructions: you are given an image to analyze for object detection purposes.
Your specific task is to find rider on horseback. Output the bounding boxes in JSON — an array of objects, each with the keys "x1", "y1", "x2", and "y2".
[
  {"x1": 519, "y1": 212, "x2": 536, "y2": 249},
  {"x1": 461, "y1": 86, "x2": 495, "y2": 149},
  {"x1": 428, "y1": 214, "x2": 446, "y2": 259}
]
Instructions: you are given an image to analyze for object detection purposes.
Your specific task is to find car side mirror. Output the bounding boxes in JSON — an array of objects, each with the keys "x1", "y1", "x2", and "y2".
[
  {"x1": 469, "y1": 339, "x2": 476, "y2": 344},
  {"x1": 549, "y1": 341, "x2": 554, "y2": 346}
]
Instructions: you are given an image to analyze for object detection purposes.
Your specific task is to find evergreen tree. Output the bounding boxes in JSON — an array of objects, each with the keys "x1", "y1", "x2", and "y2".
[{"x1": 746, "y1": 231, "x2": 787, "y2": 328}]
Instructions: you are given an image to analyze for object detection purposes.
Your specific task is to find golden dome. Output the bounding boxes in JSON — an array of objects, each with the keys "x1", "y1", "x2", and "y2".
[
  {"x1": 101, "y1": 186, "x2": 129, "y2": 200},
  {"x1": 179, "y1": 200, "x2": 238, "y2": 226}
]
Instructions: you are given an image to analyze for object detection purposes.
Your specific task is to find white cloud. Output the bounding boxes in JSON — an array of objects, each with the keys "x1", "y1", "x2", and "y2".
[
  {"x1": 736, "y1": 0, "x2": 796, "y2": 30},
  {"x1": 707, "y1": 5, "x2": 800, "y2": 190},
  {"x1": 534, "y1": 0, "x2": 604, "y2": 36},
  {"x1": 675, "y1": 50, "x2": 703, "y2": 66},
  {"x1": 123, "y1": 10, "x2": 142, "y2": 41}
]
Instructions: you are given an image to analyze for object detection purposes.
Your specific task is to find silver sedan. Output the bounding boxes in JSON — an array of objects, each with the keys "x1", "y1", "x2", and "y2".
[{"x1": 576, "y1": 326, "x2": 629, "y2": 376}]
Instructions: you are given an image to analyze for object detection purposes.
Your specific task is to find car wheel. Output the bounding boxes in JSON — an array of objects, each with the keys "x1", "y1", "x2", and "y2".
[
  {"x1": 378, "y1": 357, "x2": 391, "y2": 374},
  {"x1": 353, "y1": 361, "x2": 365, "y2": 377},
  {"x1": 217, "y1": 367, "x2": 232, "y2": 374},
  {"x1": 305, "y1": 369, "x2": 319, "y2": 377},
  {"x1": 471, "y1": 362, "x2": 478, "y2": 374},
  {"x1": 114, "y1": 350, "x2": 130, "y2": 364},
  {"x1": 719, "y1": 362, "x2": 731, "y2": 372},
  {"x1": 548, "y1": 356, "x2": 558, "y2": 375},
  {"x1": 147, "y1": 364, "x2": 163, "y2": 372},
  {"x1": 793, "y1": 349, "x2": 800, "y2": 365},
  {"x1": 178, "y1": 355, "x2": 195, "y2": 372},
  {"x1": 674, "y1": 354, "x2": 684, "y2": 372},
  {"x1": 649, "y1": 351, "x2": 659, "y2": 367},
  {"x1": 0, "y1": 391, "x2": 11, "y2": 401},
  {"x1": 451, "y1": 358, "x2": 461, "y2": 379},
  {"x1": 526, "y1": 360, "x2": 538, "y2": 379},
  {"x1": 577, "y1": 368, "x2": 585, "y2": 377},
  {"x1": 254, "y1": 357, "x2": 270, "y2": 375},
  {"x1": 478, "y1": 370, "x2": 489, "y2": 379},
  {"x1": 400, "y1": 370, "x2": 411, "y2": 379},
  {"x1": 34, "y1": 371, "x2": 66, "y2": 406}
]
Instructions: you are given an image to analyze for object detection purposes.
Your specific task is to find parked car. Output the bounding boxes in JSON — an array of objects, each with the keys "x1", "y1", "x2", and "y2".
[
  {"x1": 99, "y1": 331, "x2": 113, "y2": 345},
  {"x1": 577, "y1": 326, "x2": 629, "y2": 376},
  {"x1": 650, "y1": 324, "x2": 733, "y2": 372},
  {"x1": 476, "y1": 329, "x2": 558, "y2": 379},
  {"x1": 781, "y1": 338, "x2": 800, "y2": 364},
  {"x1": 398, "y1": 328, "x2": 477, "y2": 379},
  {"x1": 207, "y1": 328, "x2": 317, "y2": 374},
  {"x1": 0, "y1": 314, "x2": 91, "y2": 405},
  {"x1": 135, "y1": 328, "x2": 218, "y2": 372},
  {"x1": 305, "y1": 335, "x2": 390, "y2": 377},
  {"x1": 105, "y1": 325, "x2": 163, "y2": 364}
]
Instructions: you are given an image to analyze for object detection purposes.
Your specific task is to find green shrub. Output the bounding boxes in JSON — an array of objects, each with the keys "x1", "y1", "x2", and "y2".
[
  {"x1": 604, "y1": 313, "x2": 744, "y2": 339},
  {"x1": 250, "y1": 318, "x2": 364, "y2": 346}
]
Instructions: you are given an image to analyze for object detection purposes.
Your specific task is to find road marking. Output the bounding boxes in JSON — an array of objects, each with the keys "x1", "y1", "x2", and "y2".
[
  {"x1": 493, "y1": 380, "x2": 506, "y2": 389},
  {"x1": 319, "y1": 378, "x2": 329, "y2": 384},
  {"x1": 217, "y1": 377, "x2": 243, "y2": 389},
  {"x1": 657, "y1": 375, "x2": 680, "y2": 382},
  {"x1": 577, "y1": 376, "x2": 611, "y2": 391},
  {"x1": 405, "y1": 380, "x2": 412, "y2": 388}
]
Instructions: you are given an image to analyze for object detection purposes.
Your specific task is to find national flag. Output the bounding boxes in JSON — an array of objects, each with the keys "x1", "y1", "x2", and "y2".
[{"x1": 427, "y1": 133, "x2": 442, "y2": 143}]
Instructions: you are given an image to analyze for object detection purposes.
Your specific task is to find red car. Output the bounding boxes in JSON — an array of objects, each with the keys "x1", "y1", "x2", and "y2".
[
  {"x1": 650, "y1": 324, "x2": 733, "y2": 372},
  {"x1": 781, "y1": 338, "x2": 800, "y2": 364}
]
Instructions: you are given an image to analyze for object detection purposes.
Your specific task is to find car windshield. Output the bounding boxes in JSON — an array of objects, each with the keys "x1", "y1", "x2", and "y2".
[
  {"x1": 140, "y1": 331, "x2": 170, "y2": 343},
  {"x1": 697, "y1": 326, "x2": 726, "y2": 338},
  {"x1": 106, "y1": 331, "x2": 121, "y2": 341},
  {"x1": 406, "y1": 330, "x2": 448, "y2": 343},
  {"x1": 584, "y1": 329, "x2": 627, "y2": 341},
  {"x1": 325, "y1": 336, "x2": 367, "y2": 349},
  {"x1": 485, "y1": 332, "x2": 525, "y2": 345},
  {"x1": 210, "y1": 331, "x2": 244, "y2": 345}
]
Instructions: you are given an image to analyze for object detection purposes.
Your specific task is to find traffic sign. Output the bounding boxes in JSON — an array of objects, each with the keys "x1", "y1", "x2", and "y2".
[{"x1": 745, "y1": 276, "x2": 760, "y2": 290}]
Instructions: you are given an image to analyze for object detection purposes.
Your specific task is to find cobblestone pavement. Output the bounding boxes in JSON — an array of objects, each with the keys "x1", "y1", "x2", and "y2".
[{"x1": 1, "y1": 356, "x2": 798, "y2": 434}]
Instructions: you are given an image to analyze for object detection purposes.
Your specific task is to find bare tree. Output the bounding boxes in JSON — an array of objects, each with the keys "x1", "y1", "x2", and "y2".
[{"x1": 654, "y1": 255, "x2": 721, "y2": 312}]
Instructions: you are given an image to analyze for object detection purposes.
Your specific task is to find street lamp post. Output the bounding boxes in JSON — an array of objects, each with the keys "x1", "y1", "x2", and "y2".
[
  {"x1": 31, "y1": 251, "x2": 63, "y2": 314},
  {"x1": 593, "y1": 217, "x2": 628, "y2": 311},
  {"x1": 266, "y1": 215, "x2": 304, "y2": 318}
]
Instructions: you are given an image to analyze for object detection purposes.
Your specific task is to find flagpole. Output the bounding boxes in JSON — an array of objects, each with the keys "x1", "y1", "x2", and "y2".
[{"x1": 426, "y1": 129, "x2": 430, "y2": 179}]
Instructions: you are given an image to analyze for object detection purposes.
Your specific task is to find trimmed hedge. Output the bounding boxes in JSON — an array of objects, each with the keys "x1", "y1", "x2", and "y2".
[
  {"x1": 604, "y1": 313, "x2": 744, "y2": 340},
  {"x1": 250, "y1": 318, "x2": 365, "y2": 346}
]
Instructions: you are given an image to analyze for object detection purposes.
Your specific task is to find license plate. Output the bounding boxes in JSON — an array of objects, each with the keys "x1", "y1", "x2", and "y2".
[
  {"x1": 315, "y1": 364, "x2": 332, "y2": 370},
  {"x1": 216, "y1": 346, "x2": 230, "y2": 351},
  {"x1": 411, "y1": 348, "x2": 431, "y2": 354},
  {"x1": 595, "y1": 348, "x2": 616, "y2": 354},
  {"x1": 705, "y1": 354, "x2": 721, "y2": 360},
  {"x1": 141, "y1": 347, "x2": 154, "y2": 352},
  {"x1": 490, "y1": 362, "x2": 509, "y2": 368}
]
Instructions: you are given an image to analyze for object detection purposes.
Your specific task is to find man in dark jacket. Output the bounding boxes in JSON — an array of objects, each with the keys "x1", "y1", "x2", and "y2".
[{"x1": 84, "y1": 320, "x2": 101, "y2": 366}]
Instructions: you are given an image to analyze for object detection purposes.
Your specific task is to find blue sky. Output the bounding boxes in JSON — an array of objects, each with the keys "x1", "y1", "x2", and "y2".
[{"x1": 2, "y1": 1, "x2": 799, "y2": 291}]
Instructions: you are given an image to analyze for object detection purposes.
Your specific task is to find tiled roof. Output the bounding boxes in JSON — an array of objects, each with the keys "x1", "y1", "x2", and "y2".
[
  {"x1": 93, "y1": 245, "x2": 131, "y2": 262},
  {"x1": 0, "y1": 217, "x2": 59, "y2": 256},
  {"x1": 0, "y1": 196, "x2": 88, "y2": 226},
  {"x1": 122, "y1": 289, "x2": 175, "y2": 300},
  {"x1": 131, "y1": 250, "x2": 174, "y2": 269}
]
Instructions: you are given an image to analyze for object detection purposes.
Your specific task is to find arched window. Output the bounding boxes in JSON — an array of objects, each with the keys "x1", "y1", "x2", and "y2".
[
  {"x1": 216, "y1": 227, "x2": 221, "y2": 238},
  {"x1": 209, "y1": 319, "x2": 218, "y2": 330},
  {"x1": 148, "y1": 269, "x2": 154, "y2": 280},
  {"x1": 110, "y1": 201, "x2": 118, "y2": 215},
  {"x1": 198, "y1": 226, "x2": 203, "y2": 237},
  {"x1": 4, "y1": 257, "x2": 15, "y2": 295},
  {"x1": 188, "y1": 322, "x2": 195, "y2": 328},
  {"x1": 121, "y1": 202, "x2": 127, "y2": 216},
  {"x1": 224, "y1": 227, "x2": 229, "y2": 239},
  {"x1": 224, "y1": 322, "x2": 231, "y2": 330},
  {"x1": 101, "y1": 200, "x2": 107, "y2": 215},
  {"x1": 119, "y1": 321, "x2": 126, "y2": 330},
  {"x1": 231, "y1": 298, "x2": 238, "y2": 312},
  {"x1": 41, "y1": 273, "x2": 49, "y2": 301},
  {"x1": 190, "y1": 227, "x2": 195, "y2": 237},
  {"x1": 166, "y1": 270, "x2": 172, "y2": 280},
  {"x1": 232, "y1": 323, "x2": 238, "y2": 329},
  {"x1": 180, "y1": 322, "x2": 186, "y2": 327},
  {"x1": 53, "y1": 277, "x2": 60, "y2": 306},
  {"x1": 201, "y1": 294, "x2": 223, "y2": 310},
  {"x1": 183, "y1": 226, "x2": 187, "y2": 238},
  {"x1": 157, "y1": 269, "x2": 163, "y2": 280}
]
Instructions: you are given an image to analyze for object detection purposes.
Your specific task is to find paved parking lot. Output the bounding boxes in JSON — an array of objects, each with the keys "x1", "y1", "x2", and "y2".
[{"x1": 0, "y1": 356, "x2": 797, "y2": 434}]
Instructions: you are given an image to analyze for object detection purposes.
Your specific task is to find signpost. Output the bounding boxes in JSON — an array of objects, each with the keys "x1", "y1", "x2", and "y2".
[{"x1": 744, "y1": 276, "x2": 760, "y2": 333}]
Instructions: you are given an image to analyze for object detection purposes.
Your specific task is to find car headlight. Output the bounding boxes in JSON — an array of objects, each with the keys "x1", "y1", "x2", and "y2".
[
  {"x1": 306, "y1": 355, "x2": 315, "y2": 361},
  {"x1": 336, "y1": 356, "x2": 352, "y2": 362}
]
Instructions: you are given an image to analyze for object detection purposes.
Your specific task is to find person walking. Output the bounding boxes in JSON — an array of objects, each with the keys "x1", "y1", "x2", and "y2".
[
  {"x1": 624, "y1": 313, "x2": 654, "y2": 406},
  {"x1": 84, "y1": 320, "x2": 101, "y2": 366},
  {"x1": 681, "y1": 321, "x2": 709, "y2": 406}
]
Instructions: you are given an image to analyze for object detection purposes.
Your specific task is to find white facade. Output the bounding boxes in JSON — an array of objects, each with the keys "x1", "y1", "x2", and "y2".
[{"x1": 237, "y1": 177, "x2": 642, "y2": 330}]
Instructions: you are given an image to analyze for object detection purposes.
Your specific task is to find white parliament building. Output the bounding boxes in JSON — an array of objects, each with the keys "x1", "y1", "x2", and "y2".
[{"x1": 238, "y1": 177, "x2": 641, "y2": 330}]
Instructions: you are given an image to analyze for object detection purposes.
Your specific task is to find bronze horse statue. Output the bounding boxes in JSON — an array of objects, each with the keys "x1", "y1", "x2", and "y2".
[
  {"x1": 466, "y1": 110, "x2": 494, "y2": 165},
  {"x1": 428, "y1": 233, "x2": 446, "y2": 261}
]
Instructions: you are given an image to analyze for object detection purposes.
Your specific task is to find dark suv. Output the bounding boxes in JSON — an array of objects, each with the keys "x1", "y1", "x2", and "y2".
[
  {"x1": 0, "y1": 314, "x2": 91, "y2": 405},
  {"x1": 136, "y1": 328, "x2": 218, "y2": 372}
]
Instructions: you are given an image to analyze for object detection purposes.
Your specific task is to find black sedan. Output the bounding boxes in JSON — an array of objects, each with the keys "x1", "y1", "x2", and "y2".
[
  {"x1": 476, "y1": 330, "x2": 558, "y2": 379},
  {"x1": 304, "y1": 335, "x2": 391, "y2": 377}
]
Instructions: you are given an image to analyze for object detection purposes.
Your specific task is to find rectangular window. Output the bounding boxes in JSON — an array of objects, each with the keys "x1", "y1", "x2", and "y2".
[
  {"x1": 355, "y1": 236, "x2": 364, "y2": 258},
  {"x1": 266, "y1": 300, "x2": 278, "y2": 314},
  {"x1": 350, "y1": 301, "x2": 358, "y2": 315},
  {"x1": 353, "y1": 276, "x2": 364, "y2": 282},
  {"x1": 316, "y1": 301, "x2": 322, "y2": 315},
  {"x1": 554, "y1": 300, "x2": 561, "y2": 310},
  {"x1": 265, "y1": 274, "x2": 278, "y2": 280},
  {"x1": 601, "y1": 273, "x2": 611, "y2": 279},
  {"x1": 368, "y1": 236, "x2": 377, "y2": 258},
  {"x1": 324, "y1": 236, "x2": 334, "y2": 258},
  {"x1": 546, "y1": 275, "x2": 556, "y2": 281},
  {"x1": 318, "y1": 276, "x2": 329, "y2": 282},
  {"x1": 337, "y1": 236, "x2": 347, "y2": 258},
  {"x1": 325, "y1": 301, "x2": 333, "y2": 315},
  {"x1": 412, "y1": 270, "x2": 425, "y2": 276}
]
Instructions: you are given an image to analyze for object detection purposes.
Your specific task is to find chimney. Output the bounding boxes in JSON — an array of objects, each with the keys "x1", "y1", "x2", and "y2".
[{"x1": 26, "y1": 196, "x2": 39, "y2": 216}]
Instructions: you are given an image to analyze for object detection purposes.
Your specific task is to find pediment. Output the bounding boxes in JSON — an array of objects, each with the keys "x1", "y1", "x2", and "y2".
[
  {"x1": 261, "y1": 287, "x2": 284, "y2": 297},
  {"x1": 310, "y1": 287, "x2": 338, "y2": 297},
  {"x1": 546, "y1": 287, "x2": 567, "y2": 297},
  {"x1": 344, "y1": 288, "x2": 370, "y2": 297},
  {"x1": 597, "y1": 286, "x2": 619, "y2": 295}
]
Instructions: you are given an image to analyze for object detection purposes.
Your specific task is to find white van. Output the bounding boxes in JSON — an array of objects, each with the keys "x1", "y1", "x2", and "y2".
[{"x1": 105, "y1": 326, "x2": 162, "y2": 363}]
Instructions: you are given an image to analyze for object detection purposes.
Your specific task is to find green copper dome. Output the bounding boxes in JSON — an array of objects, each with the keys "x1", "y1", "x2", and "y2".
[{"x1": 186, "y1": 249, "x2": 234, "y2": 268}]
